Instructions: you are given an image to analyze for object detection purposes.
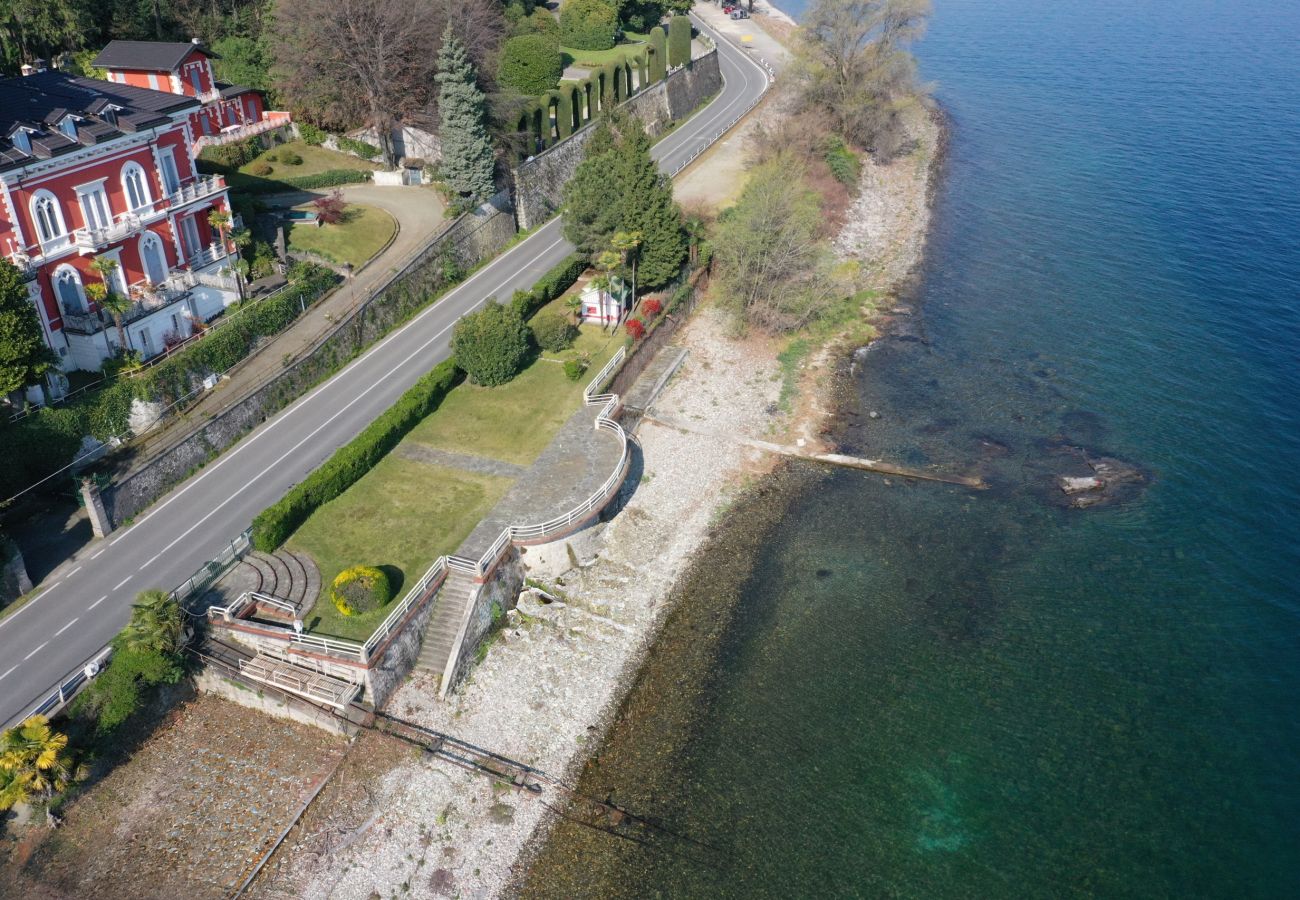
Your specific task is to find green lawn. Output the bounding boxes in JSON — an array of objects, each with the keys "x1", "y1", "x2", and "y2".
[
  {"x1": 405, "y1": 318, "x2": 619, "y2": 466},
  {"x1": 284, "y1": 204, "x2": 396, "y2": 269},
  {"x1": 240, "y1": 141, "x2": 375, "y2": 179},
  {"x1": 288, "y1": 457, "x2": 512, "y2": 641},
  {"x1": 562, "y1": 34, "x2": 648, "y2": 68}
]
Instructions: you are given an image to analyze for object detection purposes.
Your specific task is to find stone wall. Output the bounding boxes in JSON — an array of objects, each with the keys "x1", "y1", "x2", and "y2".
[
  {"x1": 364, "y1": 583, "x2": 441, "y2": 708},
  {"x1": 102, "y1": 192, "x2": 517, "y2": 525},
  {"x1": 194, "y1": 668, "x2": 354, "y2": 737},
  {"x1": 443, "y1": 549, "x2": 525, "y2": 695},
  {"x1": 512, "y1": 50, "x2": 723, "y2": 230},
  {"x1": 0, "y1": 540, "x2": 32, "y2": 608}
]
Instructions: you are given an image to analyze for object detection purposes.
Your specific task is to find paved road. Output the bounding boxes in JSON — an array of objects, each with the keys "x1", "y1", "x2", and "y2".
[{"x1": 0, "y1": 18, "x2": 771, "y2": 730}]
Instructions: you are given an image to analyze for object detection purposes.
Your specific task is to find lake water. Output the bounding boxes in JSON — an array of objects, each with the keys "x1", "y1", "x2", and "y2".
[{"x1": 521, "y1": 0, "x2": 1300, "y2": 896}]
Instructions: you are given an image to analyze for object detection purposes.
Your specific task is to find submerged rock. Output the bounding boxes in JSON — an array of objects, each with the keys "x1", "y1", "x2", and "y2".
[{"x1": 1056, "y1": 454, "x2": 1146, "y2": 509}]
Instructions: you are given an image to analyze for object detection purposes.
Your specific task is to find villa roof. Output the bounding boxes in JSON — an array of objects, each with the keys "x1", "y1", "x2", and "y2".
[{"x1": 92, "y1": 40, "x2": 217, "y2": 72}]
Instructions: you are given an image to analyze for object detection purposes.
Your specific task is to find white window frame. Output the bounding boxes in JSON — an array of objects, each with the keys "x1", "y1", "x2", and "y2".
[
  {"x1": 30, "y1": 189, "x2": 68, "y2": 246},
  {"x1": 157, "y1": 147, "x2": 181, "y2": 196},
  {"x1": 121, "y1": 161, "x2": 152, "y2": 211},
  {"x1": 148, "y1": 73, "x2": 160, "y2": 91},
  {"x1": 74, "y1": 179, "x2": 113, "y2": 232},
  {"x1": 52, "y1": 264, "x2": 87, "y2": 315}
]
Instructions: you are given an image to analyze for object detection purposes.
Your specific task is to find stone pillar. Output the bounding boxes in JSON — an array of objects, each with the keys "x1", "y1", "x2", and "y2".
[{"x1": 81, "y1": 478, "x2": 113, "y2": 539}]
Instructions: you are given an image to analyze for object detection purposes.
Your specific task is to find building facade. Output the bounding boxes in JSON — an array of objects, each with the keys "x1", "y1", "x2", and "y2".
[{"x1": 1, "y1": 68, "x2": 240, "y2": 396}]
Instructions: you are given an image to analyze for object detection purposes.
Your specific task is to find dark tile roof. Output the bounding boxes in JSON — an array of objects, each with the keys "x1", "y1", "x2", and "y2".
[
  {"x1": 217, "y1": 82, "x2": 259, "y2": 100},
  {"x1": 0, "y1": 71, "x2": 198, "y2": 173},
  {"x1": 91, "y1": 40, "x2": 216, "y2": 72}
]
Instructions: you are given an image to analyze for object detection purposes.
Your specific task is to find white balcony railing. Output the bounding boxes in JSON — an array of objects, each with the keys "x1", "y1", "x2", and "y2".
[
  {"x1": 72, "y1": 212, "x2": 144, "y2": 253},
  {"x1": 167, "y1": 174, "x2": 227, "y2": 209},
  {"x1": 191, "y1": 112, "x2": 291, "y2": 154}
]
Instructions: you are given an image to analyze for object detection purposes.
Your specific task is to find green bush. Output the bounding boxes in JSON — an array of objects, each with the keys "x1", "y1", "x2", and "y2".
[
  {"x1": 249, "y1": 161, "x2": 273, "y2": 176},
  {"x1": 508, "y1": 253, "x2": 588, "y2": 320},
  {"x1": 452, "y1": 301, "x2": 531, "y2": 387},
  {"x1": 498, "y1": 33, "x2": 564, "y2": 95},
  {"x1": 199, "y1": 137, "x2": 263, "y2": 172},
  {"x1": 649, "y1": 27, "x2": 667, "y2": 82},
  {"x1": 298, "y1": 122, "x2": 328, "y2": 145},
  {"x1": 251, "y1": 360, "x2": 462, "y2": 550},
  {"x1": 668, "y1": 16, "x2": 692, "y2": 69},
  {"x1": 561, "y1": 0, "x2": 618, "y2": 51},
  {"x1": 280, "y1": 149, "x2": 303, "y2": 166},
  {"x1": 330, "y1": 565, "x2": 393, "y2": 616},
  {"x1": 263, "y1": 149, "x2": 279, "y2": 162},
  {"x1": 338, "y1": 137, "x2": 381, "y2": 160},
  {"x1": 530, "y1": 311, "x2": 577, "y2": 351},
  {"x1": 824, "y1": 135, "x2": 861, "y2": 185},
  {"x1": 563, "y1": 357, "x2": 589, "y2": 381}
]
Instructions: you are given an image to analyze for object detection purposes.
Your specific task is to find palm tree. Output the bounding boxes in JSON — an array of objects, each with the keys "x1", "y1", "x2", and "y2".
[
  {"x1": 0, "y1": 716, "x2": 73, "y2": 812},
  {"x1": 610, "y1": 230, "x2": 642, "y2": 318},
  {"x1": 89, "y1": 256, "x2": 130, "y2": 353},
  {"x1": 119, "y1": 589, "x2": 185, "y2": 657},
  {"x1": 564, "y1": 294, "x2": 583, "y2": 325}
]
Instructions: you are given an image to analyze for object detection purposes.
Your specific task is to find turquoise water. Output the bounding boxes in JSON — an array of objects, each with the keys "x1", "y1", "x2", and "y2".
[{"x1": 523, "y1": 1, "x2": 1300, "y2": 896}]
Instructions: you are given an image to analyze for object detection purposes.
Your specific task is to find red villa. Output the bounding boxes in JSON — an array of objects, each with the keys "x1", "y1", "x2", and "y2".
[
  {"x1": 92, "y1": 39, "x2": 290, "y2": 154},
  {"x1": 0, "y1": 65, "x2": 240, "y2": 399}
]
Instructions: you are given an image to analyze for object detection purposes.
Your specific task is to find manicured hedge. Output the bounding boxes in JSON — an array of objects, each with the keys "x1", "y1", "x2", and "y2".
[
  {"x1": 668, "y1": 16, "x2": 692, "y2": 69},
  {"x1": 498, "y1": 33, "x2": 564, "y2": 95},
  {"x1": 509, "y1": 253, "x2": 588, "y2": 320},
  {"x1": 560, "y1": 0, "x2": 618, "y2": 51},
  {"x1": 649, "y1": 27, "x2": 667, "y2": 82},
  {"x1": 238, "y1": 169, "x2": 372, "y2": 194},
  {"x1": 557, "y1": 88, "x2": 574, "y2": 139},
  {"x1": 251, "y1": 359, "x2": 463, "y2": 551}
]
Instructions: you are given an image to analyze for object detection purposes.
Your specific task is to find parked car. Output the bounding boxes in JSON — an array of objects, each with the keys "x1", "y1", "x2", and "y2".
[{"x1": 730, "y1": 8, "x2": 750, "y2": 18}]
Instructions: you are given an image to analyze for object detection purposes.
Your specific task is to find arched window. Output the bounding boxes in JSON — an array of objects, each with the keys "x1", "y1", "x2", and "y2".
[
  {"x1": 138, "y1": 231, "x2": 168, "y2": 285},
  {"x1": 53, "y1": 265, "x2": 86, "y2": 315},
  {"x1": 121, "y1": 162, "x2": 151, "y2": 211},
  {"x1": 30, "y1": 191, "x2": 66, "y2": 245}
]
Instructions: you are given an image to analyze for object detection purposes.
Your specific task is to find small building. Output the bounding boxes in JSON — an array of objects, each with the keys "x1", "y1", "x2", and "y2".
[
  {"x1": 92, "y1": 39, "x2": 290, "y2": 155},
  {"x1": 578, "y1": 275, "x2": 630, "y2": 326}
]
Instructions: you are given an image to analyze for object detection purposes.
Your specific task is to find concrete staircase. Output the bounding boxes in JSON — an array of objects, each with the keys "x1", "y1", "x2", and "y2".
[
  {"x1": 237, "y1": 550, "x2": 321, "y2": 619},
  {"x1": 415, "y1": 569, "x2": 479, "y2": 679}
]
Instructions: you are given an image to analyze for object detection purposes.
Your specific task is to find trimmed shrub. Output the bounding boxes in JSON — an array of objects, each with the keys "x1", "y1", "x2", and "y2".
[
  {"x1": 199, "y1": 137, "x2": 262, "y2": 172},
  {"x1": 625, "y1": 317, "x2": 646, "y2": 340},
  {"x1": 280, "y1": 149, "x2": 304, "y2": 166},
  {"x1": 557, "y1": 88, "x2": 574, "y2": 139},
  {"x1": 531, "y1": 311, "x2": 577, "y2": 352},
  {"x1": 649, "y1": 27, "x2": 667, "y2": 82},
  {"x1": 642, "y1": 298, "x2": 663, "y2": 318},
  {"x1": 508, "y1": 253, "x2": 588, "y2": 320},
  {"x1": 563, "y1": 357, "x2": 590, "y2": 381},
  {"x1": 561, "y1": 0, "x2": 618, "y2": 51},
  {"x1": 251, "y1": 360, "x2": 462, "y2": 550},
  {"x1": 298, "y1": 122, "x2": 328, "y2": 145},
  {"x1": 637, "y1": 51, "x2": 648, "y2": 91},
  {"x1": 330, "y1": 565, "x2": 393, "y2": 616},
  {"x1": 668, "y1": 16, "x2": 692, "y2": 69},
  {"x1": 338, "y1": 137, "x2": 381, "y2": 160},
  {"x1": 249, "y1": 161, "x2": 273, "y2": 176},
  {"x1": 239, "y1": 169, "x2": 371, "y2": 194},
  {"x1": 498, "y1": 33, "x2": 564, "y2": 95},
  {"x1": 601, "y1": 62, "x2": 618, "y2": 104},
  {"x1": 452, "y1": 301, "x2": 531, "y2": 387}
]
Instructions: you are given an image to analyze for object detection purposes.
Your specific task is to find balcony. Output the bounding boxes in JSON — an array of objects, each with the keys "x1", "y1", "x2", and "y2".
[
  {"x1": 60, "y1": 283, "x2": 193, "y2": 336},
  {"x1": 166, "y1": 174, "x2": 227, "y2": 210},
  {"x1": 191, "y1": 112, "x2": 292, "y2": 154},
  {"x1": 73, "y1": 212, "x2": 146, "y2": 254}
]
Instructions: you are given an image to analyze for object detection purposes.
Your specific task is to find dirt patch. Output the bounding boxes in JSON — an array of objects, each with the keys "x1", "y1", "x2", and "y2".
[{"x1": 0, "y1": 694, "x2": 346, "y2": 900}]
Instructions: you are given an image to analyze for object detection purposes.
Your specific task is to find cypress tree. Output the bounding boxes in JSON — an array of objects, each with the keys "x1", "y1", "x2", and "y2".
[
  {"x1": 649, "y1": 27, "x2": 667, "y2": 82},
  {"x1": 613, "y1": 118, "x2": 686, "y2": 288},
  {"x1": 0, "y1": 260, "x2": 56, "y2": 397},
  {"x1": 668, "y1": 16, "x2": 692, "y2": 69},
  {"x1": 561, "y1": 121, "x2": 622, "y2": 256},
  {"x1": 436, "y1": 26, "x2": 496, "y2": 204},
  {"x1": 637, "y1": 51, "x2": 648, "y2": 92}
]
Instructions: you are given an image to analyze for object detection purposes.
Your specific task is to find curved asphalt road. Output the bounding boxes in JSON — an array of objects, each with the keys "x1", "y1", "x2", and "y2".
[{"x1": 0, "y1": 19, "x2": 771, "y2": 729}]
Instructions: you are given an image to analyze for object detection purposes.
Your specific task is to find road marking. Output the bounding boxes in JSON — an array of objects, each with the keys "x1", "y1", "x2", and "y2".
[
  {"x1": 0, "y1": 666, "x2": 16, "y2": 681},
  {"x1": 88, "y1": 596, "x2": 107, "y2": 610},
  {"x1": 91, "y1": 548, "x2": 106, "y2": 559},
  {"x1": 24, "y1": 642, "x2": 48, "y2": 660},
  {"x1": 54, "y1": 618, "x2": 79, "y2": 636},
  {"x1": 68, "y1": 566, "x2": 82, "y2": 576},
  {"x1": 113, "y1": 577, "x2": 132, "y2": 590},
  {"x1": 0, "y1": 588, "x2": 49, "y2": 633}
]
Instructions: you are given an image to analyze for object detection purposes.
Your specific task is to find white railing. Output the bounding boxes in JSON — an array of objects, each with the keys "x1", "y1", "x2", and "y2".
[
  {"x1": 192, "y1": 112, "x2": 292, "y2": 154},
  {"x1": 73, "y1": 212, "x2": 144, "y2": 252},
  {"x1": 361, "y1": 556, "x2": 448, "y2": 657},
  {"x1": 167, "y1": 174, "x2": 226, "y2": 209},
  {"x1": 186, "y1": 243, "x2": 230, "y2": 271}
]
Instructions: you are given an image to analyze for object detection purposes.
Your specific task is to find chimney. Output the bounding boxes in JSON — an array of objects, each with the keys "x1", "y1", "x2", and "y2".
[{"x1": 192, "y1": 37, "x2": 202, "y2": 45}]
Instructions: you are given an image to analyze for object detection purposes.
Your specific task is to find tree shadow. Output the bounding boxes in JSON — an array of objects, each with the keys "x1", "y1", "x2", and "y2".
[{"x1": 377, "y1": 564, "x2": 405, "y2": 600}]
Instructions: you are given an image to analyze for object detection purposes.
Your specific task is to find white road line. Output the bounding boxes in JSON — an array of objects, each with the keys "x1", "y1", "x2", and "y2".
[
  {"x1": 0, "y1": 588, "x2": 49, "y2": 633},
  {"x1": 91, "y1": 548, "x2": 106, "y2": 559},
  {"x1": 68, "y1": 566, "x2": 82, "y2": 576},
  {"x1": 54, "y1": 618, "x2": 79, "y2": 636},
  {"x1": 24, "y1": 642, "x2": 48, "y2": 660},
  {"x1": 88, "y1": 596, "x2": 107, "y2": 610},
  {"x1": 113, "y1": 577, "x2": 132, "y2": 590},
  {"x1": 0, "y1": 665, "x2": 17, "y2": 681}
]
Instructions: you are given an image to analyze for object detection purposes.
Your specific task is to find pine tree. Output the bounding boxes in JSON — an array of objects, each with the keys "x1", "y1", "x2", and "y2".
[
  {"x1": 436, "y1": 26, "x2": 496, "y2": 205},
  {"x1": 561, "y1": 121, "x2": 623, "y2": 256},
  {"x1": 0, "y1": 259, "x2": 55, "y2": 398},
  {"x1": 612, "y1": 119, "x2": 686, "y2": 289}
]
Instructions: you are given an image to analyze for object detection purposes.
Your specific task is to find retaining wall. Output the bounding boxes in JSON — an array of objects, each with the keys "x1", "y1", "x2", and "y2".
[
  {"x1": 103, "y1": 192, "x2": 517, "y2": 525},
  {"x1": 442, "y1": 549, "x2": 526, "y2": 693},
  {"x1": 513, "y1": 51, "x2": 723, "y2": 230}
]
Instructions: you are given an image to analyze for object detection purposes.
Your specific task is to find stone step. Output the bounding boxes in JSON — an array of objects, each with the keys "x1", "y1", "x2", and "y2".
[
  {"x1": 291, "y1": 552, "x2": 322, "y2": 612},
  {"x1": 245, "y1": 553, "x2": 276, "y2": 596},
  {"x1": 277, "y1": 551, "x2": 307, "y2": 608},
  {"x1": 415, "y1": 580, "x2": 478, "y2": 674},
  {"x1": 263, "y1": 552, "x2": 293, "y2": 600}
]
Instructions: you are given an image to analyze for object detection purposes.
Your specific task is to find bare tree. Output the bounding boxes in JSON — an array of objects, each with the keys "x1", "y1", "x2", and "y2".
[
  {"x1": 271, "y1": 0, "x2": 504, "y2": 164},
  {"x1": 798, "y1": 0, "x2": 930, "y2": 160}
]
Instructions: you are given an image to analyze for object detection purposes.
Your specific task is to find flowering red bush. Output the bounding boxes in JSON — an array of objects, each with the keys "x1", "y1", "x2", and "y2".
[
  {"x1": 625, "y1": 318, "x2": 646, "y2": 340},
  {"x1": 312, "y1": 189, "x2": 347, "y2": 225},
  {"x1": 642, "y1": 298, "x2": 663, "y2": 318}
]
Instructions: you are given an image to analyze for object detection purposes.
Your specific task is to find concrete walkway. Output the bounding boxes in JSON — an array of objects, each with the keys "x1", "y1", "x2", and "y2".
[{"x1": 456, "y1": 404, "x2": 625, "y2": 560}]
